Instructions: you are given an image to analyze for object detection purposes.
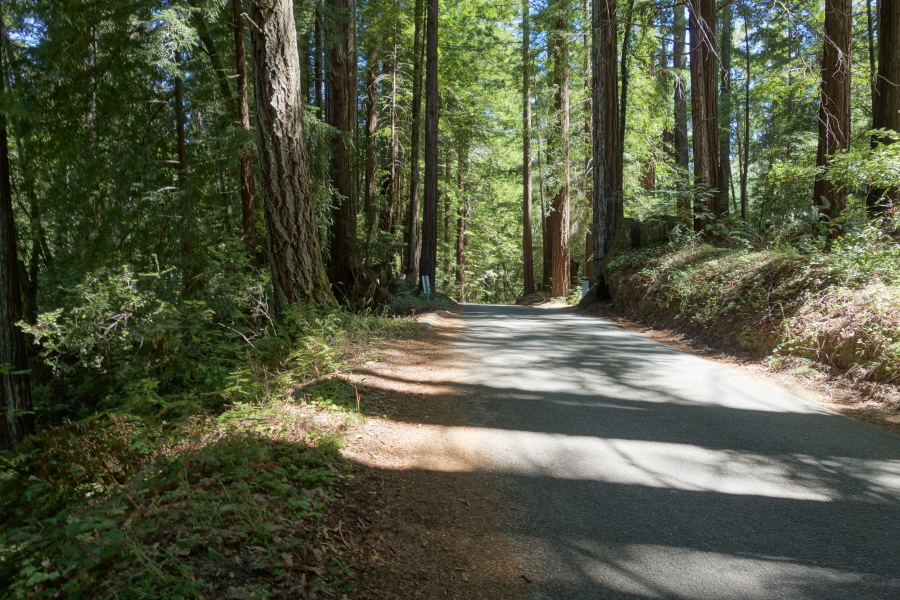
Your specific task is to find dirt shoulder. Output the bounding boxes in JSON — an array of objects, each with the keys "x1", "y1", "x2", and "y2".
[
  {"x1": 331, "y1": 312, "x2": 534, "y2": 599},
  {"x1": 577, "y1": 301, "x2": 900, "y2": 436}
]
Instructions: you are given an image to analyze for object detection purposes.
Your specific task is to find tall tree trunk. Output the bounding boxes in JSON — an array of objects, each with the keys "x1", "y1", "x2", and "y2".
[
  {"x1": 673, "y1": 1, "x2": 689, "y2": 176},
  {"x1": 325, "y1": 0, "x2": 358, "y2": 300},
  {"x1": 689, "y1": 0, "x2": 721, "y2": 229},
  {"x1": 442, "y1": 159, "x2": 452, "y2": 287},
  {"x1": 406, "y1": 0, "x2": 425, "y2": 281},
  {"x1": 813, "y1": 0, "x2": 851, "y2": 220},
  {"x1": 741, "y1": 6, "x2": 750, "y2": 220},
  {"x1": 869, "y1": 0, "x2": 900, "y2": 215},
  {"x1": 233, "y1": 0, "x2": 257, "y2": 266},
  {"x1": 0, "y1": 15, "x2": 33, "y2": 449},
  {"x1": 618, "y1": 0, "x2": 635, "y2": 166},
  {"x1": 388, "y1": 40, "x2": 400, "y2": 236},
  {"x1": 456, "y1": 147, "x2": 468, "y2": 302},
  {"x1": 364, "y1": 49, "x2": 378, "y2": 254},
  {"x1": 314, "y1": 3, "x2": 324, "y2": 118},
  {"x1": 549, "y1": 0, "x2": 570, "y2": 297},
  {"x1": 522, "y1": 0, "x2": 535, "y2": 295},
  {"x1": 537, "y1": 127, "x2": 551, "y2": 292},
  {"x1": 867, "y1": 0, "x2": 877, "y2": 108},
  {"x1": 719, "y1": 2, "x2": 733, "y2": 215},
  {"x1": 455, "y1": 145, "x2": 468, "y2": 301},
  {"x1": 174, "y1": 51, "x2": 192, "y2": 287},
  {"x1": 592, "y1": 0, "x2": 621, "y2": 287},
  {"x1": 419, "y1": 0, "x2": 439, "y2": 293},
  {"x1": 248, "y1": 0, "x2": 335, "y2": 312}
]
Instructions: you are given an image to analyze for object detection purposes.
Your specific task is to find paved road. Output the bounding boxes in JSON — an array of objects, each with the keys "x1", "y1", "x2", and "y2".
[{"x1": 454, "y1": 304, "x2": 900, "y2": 600}]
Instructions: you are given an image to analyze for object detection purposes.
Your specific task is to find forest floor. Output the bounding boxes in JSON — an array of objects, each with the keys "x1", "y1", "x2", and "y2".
[
  {"x1": 578, "y1": 301, "x2": 900, "y2": 436},
  {"x1": 332, "y1": 310, "x2": 536, "y2": 599}
]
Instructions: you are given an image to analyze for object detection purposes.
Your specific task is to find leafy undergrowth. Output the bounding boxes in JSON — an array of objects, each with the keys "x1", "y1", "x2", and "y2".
[
  {"x1": 606, "y1": 230, "x2": 900, "y2": 392},
  {"x1": 1, "y1": 406, "x2": 352, "y2": 599},
  {"x1": 1, "y1": 301, "x2": 424, "y2": 599}
]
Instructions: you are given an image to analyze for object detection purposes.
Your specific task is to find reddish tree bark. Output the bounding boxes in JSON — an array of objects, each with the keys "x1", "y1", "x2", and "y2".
[
  {"x1": 521, "y1": 0, "x2": 535, "y2": 296},
  {"x1": 813, "y1": 0, "x2": 851, "y2": 220},
  {"x1": 549, "y1": 0, "x2": 570, "y2": 297},
  {"x1": 0, "y1": 15, "x2": 33, "y2": 449},
  {"x1": 688, "y1": 0, "x2": 722, "y2": 229},
  {"x1": 325, "y1": 0, "x2": 358, "y2": 300},
  {"x1": 869, "y1": 0, "x2": 900, "y2": 215},
  {"x1": 591, "y1": 0, "x2": 621, "y2": 286}
]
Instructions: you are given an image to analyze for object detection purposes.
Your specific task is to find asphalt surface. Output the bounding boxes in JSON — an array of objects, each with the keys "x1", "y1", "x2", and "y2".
[{"x1": 454, "y1": 304, "x2": 900, "y2": 600}]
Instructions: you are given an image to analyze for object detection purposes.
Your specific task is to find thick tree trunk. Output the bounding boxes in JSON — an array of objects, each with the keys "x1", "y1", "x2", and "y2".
[
  {"x1": 689, "y1": 0, "x2": 721, "y2": 229},
  {"x1": 406, "y1": 0, "x2": 425, "y2": 281},
  {"x1": 869, "y1": 0, "x2": 900, "y2": 214},
  {"x1": 719, "y1": 3, "x2": 733, "y2": 214},
  {"x1": 813, "y1": 0, "x2": 851, "y2": 219},
  {"x1": 364, "y1": 50, "x2": 378, "y2": 253},
  {"x1": 248, "y1": 0, "x2": 335, "y2": 312},
  {"x1": 325, "y1": 0, "x2": 358, "y2": 300},
  {"x1": 549, "y1": 0, "x2": 570, "y2": 297},
  {"x1": 419, "y1": 0, "x2": 439, "y2": 293},
  {"x1": 0, "y1": 18, "x2": 33, "y2": 449},
  {"x1": 233, "y1": 0, "x2": 257, "y2": 265},
  {"x1": 741, "y1": 8, "x2": 750, "y2": 220},
  {"x1": 522, "y1": 0, "x2": 535, "y2": 296},
  {"x1": 592, "y1": 0, "x2": 621, "y2": 285}
]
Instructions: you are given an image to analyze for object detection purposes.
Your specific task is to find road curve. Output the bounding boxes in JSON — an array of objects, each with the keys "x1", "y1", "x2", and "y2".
[{"x1": 454, "y1": 304, "x2": 900, "y2": 600}]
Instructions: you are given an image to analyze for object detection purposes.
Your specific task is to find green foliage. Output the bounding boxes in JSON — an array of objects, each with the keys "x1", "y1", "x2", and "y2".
[
  {"x1": 824, "y1": 130, "x2": 900, "y2": 192},
  {"x1": 608, "y1": 233, "x2": 900, "y2": 384},
  {"x1": 0, "y1": 419, "x2": 349, "y2": 599}
]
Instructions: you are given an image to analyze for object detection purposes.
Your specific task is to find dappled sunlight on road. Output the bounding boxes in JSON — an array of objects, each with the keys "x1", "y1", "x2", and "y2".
[
  {"x1": 351, "y1": 420, "x2": 900, "y2": 503},
  {"x1": 349, "y1": 305, "x2": 900, "y2": 599}
]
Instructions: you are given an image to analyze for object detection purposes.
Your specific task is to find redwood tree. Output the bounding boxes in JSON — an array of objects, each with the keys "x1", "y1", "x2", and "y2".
[
  {"x1": 325, "y1": 0, "x2": 358, "y2": 300},
  {"x1": 812, "y1": 0, "x2": 851, "y2": 220},
  {"x1": 591, "y1": 0, "x2": 621, "y2": 286},
  {"x1": 673, "y1": 0, "x2": 689, "y2": 184},
  {"x1": 869, "y1": 0, "x2": 900, "y2": 215},
  {"x1": 0, "y1": 14, "x2": 32, "y2": 449},
  {"x1": 406, "y1": 0, "x2": 426, "y2": 281},
  {"x1": 419, "y1": 0, "x2": 439, "y2": 293},
  {"x1": 688, "y1": 0, "x2": 722, "y2": 229},
  {"x1": 248, "y1": 0, "x2": 335, "y2": 311},
  {"x1": 549, "y1": 0, "x2": 570, "y2": 297},
  {"x1": 233, "y1": 0, "x2": 257, "y2": 264},
  {"x1": 521, "y1": 0, "x2": 535, "y2": 296}
]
